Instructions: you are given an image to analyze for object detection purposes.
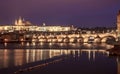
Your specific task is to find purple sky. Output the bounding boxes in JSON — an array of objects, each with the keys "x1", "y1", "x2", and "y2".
[{"x1": 0, "y1": 0, "x2": 120, "y2": 27}]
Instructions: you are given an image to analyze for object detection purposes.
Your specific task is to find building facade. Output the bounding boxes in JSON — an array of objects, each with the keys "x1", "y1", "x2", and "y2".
[
  {"x1": 0, "y1": 17, "x2": 72, "y2": 32},
  {"x1": 117, "y1": 10, "x2": 120, "y2": 39}
]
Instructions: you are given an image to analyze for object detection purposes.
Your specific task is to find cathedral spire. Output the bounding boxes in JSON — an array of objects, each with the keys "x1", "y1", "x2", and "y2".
[
  {"x1": 14, "y1": 16, "x2": 25, "y2": 26},
  {"x1": 18, "y1": 16, "x2": 24, "y2": 25},
  {"x1": 15, "y1": 19, "x2": 18, "y2": 25}
]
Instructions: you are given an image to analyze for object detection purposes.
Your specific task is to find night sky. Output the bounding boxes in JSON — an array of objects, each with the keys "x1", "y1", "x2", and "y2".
[{"x1": 0, "y1": 0, "x2": 120, "y2": 27}]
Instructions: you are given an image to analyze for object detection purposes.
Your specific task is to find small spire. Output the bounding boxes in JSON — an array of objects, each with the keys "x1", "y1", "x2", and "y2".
[
  {"x1": 71, "y1": 25, "x2": 74, "y2": 28},
  {"x1": 15, "y1": 19, "x2": 18, "y2": 25},
  {"x1": 43, "y1": 23, "x2": 46, "y2": 26},
  {"x1": 17, "y1": 16, "x2": 24, "y2": 25}
]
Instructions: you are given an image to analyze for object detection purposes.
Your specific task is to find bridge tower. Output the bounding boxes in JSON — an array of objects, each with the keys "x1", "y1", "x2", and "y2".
[{"x1": 117, "y1": 10, "x2": 120, "y2": 41}]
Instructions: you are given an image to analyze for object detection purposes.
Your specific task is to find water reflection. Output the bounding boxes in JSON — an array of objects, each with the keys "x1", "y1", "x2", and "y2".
[
  {"x1": 0, "y1": 48, "x2": 110, "y2": 69},
  {"x1": 0, "y1": 49, "x2": 70, "y2": 69},
  {"x1": 0, "y1": 43, "x2": 119, "y2": 74}
]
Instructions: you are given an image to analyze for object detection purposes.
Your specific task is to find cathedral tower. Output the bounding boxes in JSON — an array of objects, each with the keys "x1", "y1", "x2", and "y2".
[{"x1": 15, "y1": 17, "x2": 24, "y2": 26}]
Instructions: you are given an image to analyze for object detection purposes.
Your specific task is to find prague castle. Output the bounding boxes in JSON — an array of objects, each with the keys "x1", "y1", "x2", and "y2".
[
  {"x1": 0, "y1": 11, "x2": 119, "y2": 43},
  {"x1": 0, "y1": 17, "x2": 72, "y2": 32},
  {"x1": 15, "y1": 17, "x2": 32, "y2": 26}
]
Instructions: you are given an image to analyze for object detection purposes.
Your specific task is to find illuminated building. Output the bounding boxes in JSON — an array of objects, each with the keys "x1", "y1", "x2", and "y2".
[
  {"x1": 0, "y1": 14, "x2": 118, "y2": 43},
  {"x1": 0, "y1": 17, "x2": 72, "y2": 32},
  {"x1": 117, "y1": 10, "x2": 120, "y2": 38},
  {"x1": 15, "y1": 17, "x2": 25, "y2": 26}
]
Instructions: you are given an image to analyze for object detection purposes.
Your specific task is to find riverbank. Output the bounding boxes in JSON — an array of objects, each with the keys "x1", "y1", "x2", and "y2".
[{"x1": 107, "y1": 44, "x2": 120, "y2": 56}]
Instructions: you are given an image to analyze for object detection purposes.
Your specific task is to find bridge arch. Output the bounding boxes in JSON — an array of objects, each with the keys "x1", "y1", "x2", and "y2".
[
  {"x1": 83, "y1": 36, "x2": 89, "y2": 43},
  {"x1": 101, "y1": 36, "x2": 116, "y2": 43},
  {"x1": 94, "y1": 35, "x2": 101, "y2": 43},
  {"x1": 63, "y1": 36, "x2": 69, "y2": 43},
  {"x1": 77, "y1": 37, "x2": 84, "y2": 43},
  {"x1": 94, "y1": 38, "x2": 101, "y2": 43},
  {"x1": 88, "y1": 36, "x2": 95, "y2": 42}
]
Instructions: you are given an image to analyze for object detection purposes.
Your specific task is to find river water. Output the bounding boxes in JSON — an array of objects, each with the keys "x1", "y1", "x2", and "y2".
[{"x1": 0, "y1": 43, "x2": 119, "y2": 74}]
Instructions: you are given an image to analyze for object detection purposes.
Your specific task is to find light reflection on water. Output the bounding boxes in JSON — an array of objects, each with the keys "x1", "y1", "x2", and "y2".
[
  {"x1": 0, "y1": 43, "x2": 119, "y2": 74},
  {"x1": 0, "y1": 49, "x2": 111, "y2": 69},
  {"x1": 0, "y1": 49, "x2": 69, "y2": 69}
]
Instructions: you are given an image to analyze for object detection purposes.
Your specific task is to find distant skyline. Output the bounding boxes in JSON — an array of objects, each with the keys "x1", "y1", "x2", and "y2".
[{"x1": 0, "y1": 0, "x2": 120, "y2": 27}]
